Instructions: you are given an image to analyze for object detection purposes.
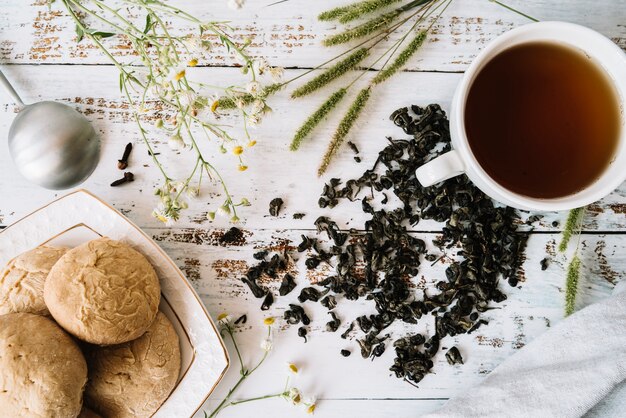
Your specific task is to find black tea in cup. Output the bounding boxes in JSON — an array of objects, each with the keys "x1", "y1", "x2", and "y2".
[{"x1": 464, "y1": 42, "x2": 621, "y2": 198}]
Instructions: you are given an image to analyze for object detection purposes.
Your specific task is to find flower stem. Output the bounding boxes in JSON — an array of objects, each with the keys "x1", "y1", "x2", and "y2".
[
  {"x1": 228, "y1": 392, "x2": 286, "y2": 406},
  {"x1": 488, "y1": 0, "x2": 539, "y2": 22}
]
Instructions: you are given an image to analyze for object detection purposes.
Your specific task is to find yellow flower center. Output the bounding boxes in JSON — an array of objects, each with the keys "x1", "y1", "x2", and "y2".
[
  {"x1": 247, "y1": 140, "x2": 257, "y2": 147},
  {"x1": 188, "y1": 58, "x2": 198, "y2": 67},
  {"x1": 174, "y1": 69, "x2": 186, "y2": 81},
  {"x1": 263, "y1": 317, "x2": 275, "y2": 326},
  {"x1": 217, "y1": 313, "x2": 228, "y2": 321},
  {"x1": 211, "y1": 100, "x2": 219, "y2": 112},
  {"x1": 238, "y1": 165, "x2": 248, "y2": 172},
  {"x1": 233, "y1": 146, "x2": 244, "y2": 156},
  {"x1": 307, "y1": 404, "x2": 316, "y2": 414},
  {"x1": 288, "y1": 363, "x2": 298, "y2": 373}
]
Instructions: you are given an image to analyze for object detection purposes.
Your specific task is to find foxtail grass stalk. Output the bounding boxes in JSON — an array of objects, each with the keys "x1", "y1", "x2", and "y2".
[
  {"x1": 338, "y1": 0, "x2": 404, "y2": 23},
  {"x1": 323, "y1": 10, "x2": 401, "y2": 46},
  {"x1": 319, "y1": 3, "x2": 358, "y2": 22},
  {"x1": 564, "y1": 255, "x2": 581, "y2": 316},
  {"x1": 291, "y1": 48, "x2": 369, "y2": 98},
  {"x1": 558, "y1": 207, "x2": 585, "y2": 252},
  {"x1": 323, "y1": 0, "x2": 433, "y2": 46},
  {"x1": 318, "y1": 87, "x2": 371, "y2": 176},
  {"x1": 372, "y1": 30, "x2": 427, "y2": 84},
  {"x1": 290, "y1": 88, "x2": 347, "y2": 151}
]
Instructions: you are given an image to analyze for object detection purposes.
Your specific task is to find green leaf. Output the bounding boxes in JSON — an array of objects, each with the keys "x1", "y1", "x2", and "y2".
[
  {"x1": 119, "y1": 72, "x2": 124, "y2": 94},
  {"x1": 91, "y1": 31, "x2": 116, "y2": 39},
  {"x1": 143, "y1": 14, "x2": 153, "y2": 34},
  {"x1": 75, "y1": 24, "x2": 84, "y2": 43}
]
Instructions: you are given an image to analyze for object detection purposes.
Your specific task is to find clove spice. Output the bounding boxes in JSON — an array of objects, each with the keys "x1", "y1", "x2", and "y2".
[
  {"x1": 110, "y1": 172, "x2": 134, "y2": 187},
  {"x1": 117, "y1": 143, "x2": 133, "y2": 170}
]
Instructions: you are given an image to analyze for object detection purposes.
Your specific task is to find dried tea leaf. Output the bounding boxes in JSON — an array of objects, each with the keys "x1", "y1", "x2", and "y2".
[
  {"x1": 269, "y1": 198, "x2": 284, "y2": 217},
  {"x1": 445, "y1": 346, "x2": 464, "y2": 365}
]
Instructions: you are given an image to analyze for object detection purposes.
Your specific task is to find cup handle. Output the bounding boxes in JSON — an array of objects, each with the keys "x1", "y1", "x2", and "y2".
[{"x1": 415, "y1": 150, "x2": 465, "y2": 187}]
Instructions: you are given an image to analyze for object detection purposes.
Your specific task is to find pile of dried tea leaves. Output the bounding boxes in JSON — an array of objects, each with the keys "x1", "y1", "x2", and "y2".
[{"x1": 241, "y1": 104, "x2": 527, "y2": 386}]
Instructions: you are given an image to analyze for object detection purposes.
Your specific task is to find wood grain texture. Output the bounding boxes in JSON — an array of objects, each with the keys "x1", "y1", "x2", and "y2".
[
  {"x1": 0, "y1": 66, "x2": 623, "y2": 231},
  {"x1": 0, "y1": 0, "x2": 624, "y2": 71},
  {"x1": 0, "y1": 1, "x2": 625, "y2": 417}
]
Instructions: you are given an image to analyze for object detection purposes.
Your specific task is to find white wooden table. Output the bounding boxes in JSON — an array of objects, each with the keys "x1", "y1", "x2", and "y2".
[{"x1": 0, "y1": 1, "x2": 625, "y2": 416}]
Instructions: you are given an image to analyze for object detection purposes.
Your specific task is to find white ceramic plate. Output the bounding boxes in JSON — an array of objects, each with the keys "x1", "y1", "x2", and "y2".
[{"x1": 0, "y1": 189, "x2": 229, "y2": 417}]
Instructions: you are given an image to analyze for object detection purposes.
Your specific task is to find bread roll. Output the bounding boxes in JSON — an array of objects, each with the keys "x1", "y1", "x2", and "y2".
[
  {"x1": 0, "y1": 245, "x2": 67, "y2": 315},
  {"x1": 44, "y1": 237, "x2": 161, "y2": 345},
  {"x1": 0, "y1": 313, "x2": 88, "y2": 418},
  {"x1": 86, "y1": 312, "x2": 181, "y2": 417}
]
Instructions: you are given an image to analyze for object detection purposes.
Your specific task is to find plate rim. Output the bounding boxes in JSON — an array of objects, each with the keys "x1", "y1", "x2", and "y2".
[{"x1": 0, "y1": 189, "x2": 230, "y2": 417}]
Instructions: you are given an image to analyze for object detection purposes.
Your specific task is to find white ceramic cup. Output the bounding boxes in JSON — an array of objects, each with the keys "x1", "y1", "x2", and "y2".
[{"x1": 415, "y1": 21, "x2": 626, "y2": 211}]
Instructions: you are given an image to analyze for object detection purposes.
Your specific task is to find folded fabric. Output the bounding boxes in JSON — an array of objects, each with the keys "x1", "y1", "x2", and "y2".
[{"x1": 424, "y1": 281, "x2": 626, "y2": 418}]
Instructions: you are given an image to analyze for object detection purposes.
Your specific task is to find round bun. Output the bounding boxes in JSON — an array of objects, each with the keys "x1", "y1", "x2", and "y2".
[
  {"x1": 44, "y1": 237, "x2": 161, "y2": 345},
  {"x1": 86, "y1": 312, "x2": 181, "y2": 418},
  {"x1": 0, "y1": 245, "x2": 67, "y2": 315},
  {"x1": 0, "y1": 313, "x2": 88, "y2": 417}
]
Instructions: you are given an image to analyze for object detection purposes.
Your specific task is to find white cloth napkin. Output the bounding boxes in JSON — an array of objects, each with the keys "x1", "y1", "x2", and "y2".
[{"x1": 424, "y1": 281, "x2": 626, "y2": 418}]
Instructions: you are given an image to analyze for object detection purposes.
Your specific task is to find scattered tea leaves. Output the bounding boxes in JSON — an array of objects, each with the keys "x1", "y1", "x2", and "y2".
[
  {"x1": 241, "y1": 104, "x2": 527, "y2": 387},
  {"x1": 269, "y1": 198, "x2": 284, "y2": 217},
  {"x1": 326, "y1": 311, "x2": 341, "y2": 332},
  {"x1": 445, "y1": 346, "x2": 463, "y2": 365},
  {"x1": 279, "y1": 273, "x2": 297, "y2": 296},
  {"x1": 298, "y1": 326, "x2": 308, "y2": 342}
]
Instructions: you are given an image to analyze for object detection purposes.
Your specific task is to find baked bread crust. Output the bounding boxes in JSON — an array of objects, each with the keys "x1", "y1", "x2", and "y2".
[
  {"x1": 86, "y1": 312, "x2": 181, "y2": 417},
  {"x1": 0, "y1": 313, "x2": 88, "y2": 418},
  {"x1": 44, "y1": 237, "x2": 161, "y2": 345},
  {"x1": 0, "y1": 245, "x2": 67, "y2": 315}
]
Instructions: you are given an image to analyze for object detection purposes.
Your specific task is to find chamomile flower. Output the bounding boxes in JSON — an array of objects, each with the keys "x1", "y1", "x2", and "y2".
[
  {"x1": 269, "y1": 66, "x2": 285, "y2": 81},
  {"x1": 287, "y1": 363, "x2": 299, "y2": 374},
  {"x1": 217, "y1": 205, "x2": 231, "y2": 217},
  {"x1": 254, "y1": 58, "x2": 269, "y2": 75},
  {"x1": 263, "y1": 317, "x2": 275, "y2": 326},
  {"x1": 305, "y1": 401, "x2": 316, "y2": 414},
  {"x1": 168, "y1": 64, "x2": 186, "y2": 81},
  {"x1": 286, "y1": 388, "x2": 302, "y2": 405},
  {"x1": 217, "y1": 313, "x2": 231, "y2": 326},
  {"x1": 246, "y1": 81, "x2": 261, "y2": 96},
  {"x1": 251, "y1": 99, "x2": 265, "y2": 116},
  {"x1": 168, "y1": 134, "x2": 185, "y2": 150}
]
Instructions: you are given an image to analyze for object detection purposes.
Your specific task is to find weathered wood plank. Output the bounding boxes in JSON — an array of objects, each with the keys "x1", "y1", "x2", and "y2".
[
  {"x1": 147, "y1": 227, "x2": 624, "y2": 407},
  {"x1": 1, "y1": 66, "x2": 624, "y2": 231},
  {"x1": 0, "y1": 0, "x2": 624, "y2": 71},
  {"x1": 200, "y1": 399, "x2": 447, "y2": 418}
]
